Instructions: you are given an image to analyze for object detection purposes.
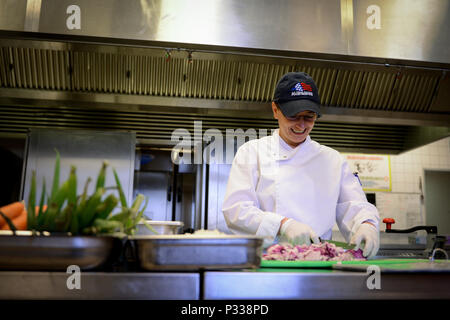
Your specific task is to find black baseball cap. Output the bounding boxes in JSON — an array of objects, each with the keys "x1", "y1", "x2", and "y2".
[{"x1": 273, "y1": 72, "x2": 321, "y2": 118}]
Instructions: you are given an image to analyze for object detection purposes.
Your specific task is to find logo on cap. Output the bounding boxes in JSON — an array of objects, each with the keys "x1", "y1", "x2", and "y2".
[{"x1": 291, "y1": 82, "x2": 313, "y2": 97}]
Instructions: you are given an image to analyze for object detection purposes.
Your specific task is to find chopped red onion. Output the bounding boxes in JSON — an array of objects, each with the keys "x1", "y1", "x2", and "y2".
[{"x1": 262, "y1": 241, "x2": 366, "y2": 261}]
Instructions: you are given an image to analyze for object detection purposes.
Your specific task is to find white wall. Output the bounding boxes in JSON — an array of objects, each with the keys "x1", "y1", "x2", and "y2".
[
  {"x1": 378, "y1": 136, "x2": 449, "y2": 225},
  {"x1": 332, "y1": 136, "x2": 450, "y2": 240},
  {"x1": 389, "y1": 136, "x2": 450, "y2": 194}
]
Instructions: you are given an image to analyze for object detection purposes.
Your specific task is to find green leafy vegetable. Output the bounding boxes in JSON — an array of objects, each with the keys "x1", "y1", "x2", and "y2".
[
  {"x1": 26, "y1": 150, "x2": 151, "y2": 237},
  {"x1": 113, "y1": 168, "x2": 127, "y2": 208},
  {"x1": 27, "y1": 171, "x2": 36, "y2": 230}
]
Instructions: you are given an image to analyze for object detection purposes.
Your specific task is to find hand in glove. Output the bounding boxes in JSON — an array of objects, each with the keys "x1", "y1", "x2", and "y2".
[
  {"x1": 279, "y1": 218, "x2": 320, "y2": 245},
  {"x1": 350, "y1": 223, "x2": 379, "y2": 259}
]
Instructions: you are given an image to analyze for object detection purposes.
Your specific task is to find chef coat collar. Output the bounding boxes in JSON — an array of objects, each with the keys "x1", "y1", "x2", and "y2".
[{"x1": 272, "y1": 129, "x2": 312, "y2": 160}]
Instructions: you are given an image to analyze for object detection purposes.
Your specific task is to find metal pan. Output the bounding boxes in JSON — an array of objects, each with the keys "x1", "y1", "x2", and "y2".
[
  {"x1": 131, "y1": 234, "x2": 264, "y2": 270},
  {"x1": 0, "y1": 230, "x2": 115, "y2": 271},
  {"x1": 136, "y1": 220, "x2": 184, "y2": 235}
]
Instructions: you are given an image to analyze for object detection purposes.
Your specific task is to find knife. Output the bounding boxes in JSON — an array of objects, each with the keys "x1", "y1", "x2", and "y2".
[{"x1": 319, "y1": 238, "x2": 356, "y2": 250}]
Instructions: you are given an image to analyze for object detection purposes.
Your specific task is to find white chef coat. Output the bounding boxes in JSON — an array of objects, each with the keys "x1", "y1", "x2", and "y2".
[{"x1": 222, "y1": 129, "x2": 380, "y2": 245}]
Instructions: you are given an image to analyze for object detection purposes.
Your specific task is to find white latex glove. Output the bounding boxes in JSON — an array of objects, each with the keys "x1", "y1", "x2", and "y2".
[
  {"x1": 279, "y1": 218, "x2": 320, "y2": 245},
  {"x1": 350, "y1": 223, "x2": 380, "y2": 259}
]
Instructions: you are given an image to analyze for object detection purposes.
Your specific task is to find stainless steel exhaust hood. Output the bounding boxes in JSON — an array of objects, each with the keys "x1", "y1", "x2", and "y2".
[{"x1": 0, "y1": 0, "x2": 449, "y2": 154}]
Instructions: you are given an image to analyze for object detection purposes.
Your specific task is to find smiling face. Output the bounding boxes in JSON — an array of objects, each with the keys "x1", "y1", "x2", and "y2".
[{"x1": 272, "y1": 102, "x2": 317, "y2": 148}]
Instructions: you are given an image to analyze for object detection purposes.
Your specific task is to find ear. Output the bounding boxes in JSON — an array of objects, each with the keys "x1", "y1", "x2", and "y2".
[{"x1": 271, "y1": 102, "x2": 279, "y2": 119}]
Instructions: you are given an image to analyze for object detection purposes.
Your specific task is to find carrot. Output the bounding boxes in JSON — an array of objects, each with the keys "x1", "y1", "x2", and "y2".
[
  {"x1": 0, "y1": 205, "x2": 43, "y2": 230},
  {"x1": 0, "y1": 202, "x2": 25, "y2": 228},
  {"x1": 1, "y1": 209, "x2": 27, "y2": 230},
  {"x1": 35, "y1": 205, "x2": 47, "y2": 214},
  {"x1": 12, "y1": 210, "x2": 27, "y2": 230}
]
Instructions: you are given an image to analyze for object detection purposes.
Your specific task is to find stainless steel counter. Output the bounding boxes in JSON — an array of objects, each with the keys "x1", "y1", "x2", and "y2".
[
  {"x1": 0, "y1": 272, "x2": 199, "y2": 300},
  {"x1": 1, "y1": 268, "x2": 450, "y2": 300},
  {"x1": 203, "y1": 269, "x2": 450, "y2": 300}
]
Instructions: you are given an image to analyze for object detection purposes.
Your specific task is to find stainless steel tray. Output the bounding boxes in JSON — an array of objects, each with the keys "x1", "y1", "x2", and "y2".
[
  {"x1": 0, "y1": 230, "x2": 115, "y2": 271},
  {"x1": 131, "y1": 234, "x2": 264, "y2": 270}
]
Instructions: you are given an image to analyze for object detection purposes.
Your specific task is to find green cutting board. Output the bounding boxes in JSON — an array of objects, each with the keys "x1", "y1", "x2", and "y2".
[
  {"x1": 260, "y1": 260, "x2": 337, "y2": 268},
  {"x1": 260, "y1": 258, "x2": 430, "y2": 268},
  {"x1": 334, "y1": 259, "x2": 450, "y2": 272},
  {"x1": 339, "y1": 259, "x2": 429, "y2": 265}
]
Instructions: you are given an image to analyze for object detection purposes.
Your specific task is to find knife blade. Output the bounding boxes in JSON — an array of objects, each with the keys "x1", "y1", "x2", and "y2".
[{"x1": 319, "y1": 238, "x2": 356, "y2": 250}]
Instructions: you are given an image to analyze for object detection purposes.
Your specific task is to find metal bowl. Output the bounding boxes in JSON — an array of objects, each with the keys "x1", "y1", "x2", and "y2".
[
  {"x1": 136, "y1": 220, "x2": 184, "y2": 235},
  {"x1": 0, "y1": 230, "x2": 116, "y2": 271}
]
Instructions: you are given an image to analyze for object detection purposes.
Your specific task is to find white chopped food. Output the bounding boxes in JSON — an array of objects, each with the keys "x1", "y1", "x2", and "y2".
[{"x1": 191, "y1": 229, "x2": 227, "y2": 236}]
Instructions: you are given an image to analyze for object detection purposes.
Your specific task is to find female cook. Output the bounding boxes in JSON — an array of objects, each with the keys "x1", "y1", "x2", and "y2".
[{"x1": 222, "y1": 72, "x2": 380, "y2": 258}]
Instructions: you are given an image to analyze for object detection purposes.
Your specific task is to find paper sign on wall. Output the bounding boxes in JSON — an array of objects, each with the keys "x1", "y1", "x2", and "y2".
[{"x1": 342, "y1": 154, "x2": 392, "y2": 192}]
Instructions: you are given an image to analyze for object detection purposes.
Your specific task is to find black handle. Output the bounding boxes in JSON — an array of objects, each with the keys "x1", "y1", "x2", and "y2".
[
  {"x1": 177, "y1": 186, "x2": 182, "y2": 203},
  {"x1": 183, "y1": 228, "x2": 195, "y2": 234},
  {"x1": 167, "y1": 185, "x2": 172, "y2": 202},
  {"x1": 386, "y1": 225, "x2": 437, "y2": 234}
]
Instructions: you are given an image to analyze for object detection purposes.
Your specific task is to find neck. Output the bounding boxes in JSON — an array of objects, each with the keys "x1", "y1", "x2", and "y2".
[{"x1": 278, "y1": 131, "x2": 308, "y2": 149}]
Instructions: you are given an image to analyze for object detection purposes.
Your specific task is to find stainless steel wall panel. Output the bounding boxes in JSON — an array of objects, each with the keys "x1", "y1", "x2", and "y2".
[
  {"x1": 3, "y1": 0, "x2": 450, "y2": 64},
  {"x1": 352, "y1": 0, "x2": 450, "y2": 65},
  {"x1": 0, "y1": 0, "x2": 28, "y2": 31},
  {"x1": 22, "y1": 128, "x2": 136, "y2": 212}
]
